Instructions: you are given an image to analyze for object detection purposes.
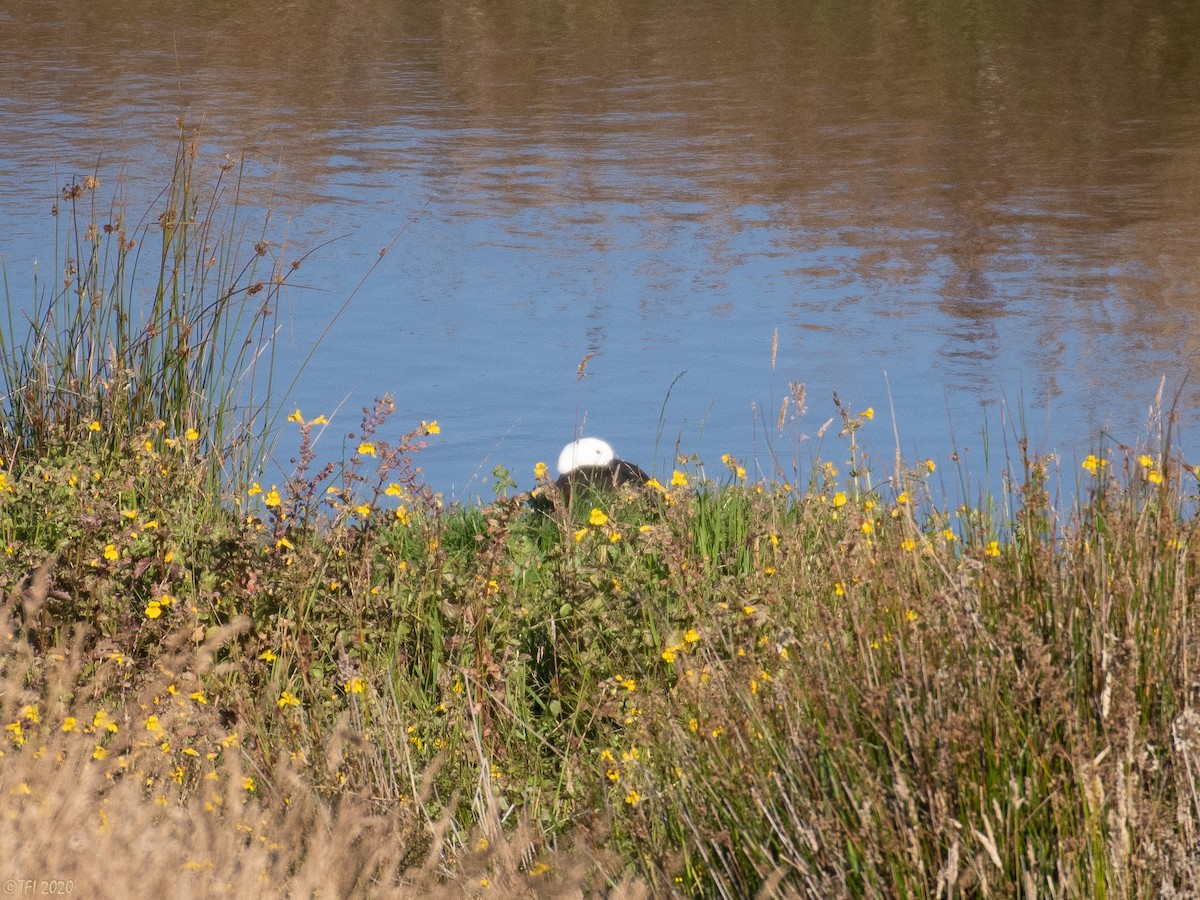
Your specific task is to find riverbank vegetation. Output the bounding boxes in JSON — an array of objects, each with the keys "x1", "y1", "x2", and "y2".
[{"x1": 2, "y1": 133, "x2": 1198, "y2": 897}]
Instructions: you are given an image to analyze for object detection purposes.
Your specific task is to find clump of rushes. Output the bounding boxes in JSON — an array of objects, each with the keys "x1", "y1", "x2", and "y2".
[{"x1": 0, "y1": 120, "x2": 295, "y2": 484}]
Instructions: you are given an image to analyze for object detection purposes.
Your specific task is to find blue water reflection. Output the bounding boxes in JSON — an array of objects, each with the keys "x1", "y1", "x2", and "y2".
[{"x1": 2, "y1": 1, "x2": 1198, "y2": 505}]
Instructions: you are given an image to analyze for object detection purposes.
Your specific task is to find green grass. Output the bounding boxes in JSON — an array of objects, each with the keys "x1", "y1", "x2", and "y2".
[{"x1": 1, "y1": 135, "x2": 1198, "y2": 896}]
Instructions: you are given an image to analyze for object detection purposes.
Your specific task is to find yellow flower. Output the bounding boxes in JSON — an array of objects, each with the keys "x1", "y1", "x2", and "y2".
[
  {"x1": 661, "y1": 647, "x2": 677, "y2": 663},
  {"x1": 145, "y1": 601, "x2": 162, "y2": 619},
  {"x1": 248, "y1": 483, "x2": 263, "y2": 497},
  {"x1": 624, "y1": 790, "x2": 641, "y2": 805},
  {"x1": 345, "y1": 677, "x2": 367, "y2": 694},
  {"x1": 89, "y1": 421, "x2": 101, "y2": 432},
  {"x1": 721, "y1": 453, "x2": 746, "y2": 478},
  {"x1": 357, "y1": 442, "x2": 376, "y2": 457},
  {"x1": 423, "y1": 420, "x2": 441, "y2": 434},
  {"x1": 145, "y1": 715, "x2": 162, "y2": 733},
  {"x1": 62, "y1": 717, "x2": 77, "y2": 733},
  {"x1": 287, "y1": 409, "x2": 304, "y2": 424},
  {"x1": 354, "y1": 503, "x2": 371, "y2": 517},
  {"x1": 103, "y1": 544, "x2": 119, "y2": 561},
  {"x1": 901, "y1": 537, "x2": 916, "y2": 552},
  {"x1": 264, "y1": 486, "x2": 281, "y2": 507},
  {"x1": 92, "y1": 745, "x2": 108, "y2": 760},
  {"x1": 589, "y1": 508, "x2": 609, "y2": 527},
  {"x1": 834, "y1": 582, "x2": 845, "y2": 596},
  {"x1": 833, "y1": 492, "x2": 847, "y2": 508},
  {"x1": 277, "y1": 691, "x2": 301, "y2": 708},
  {"x1": 924, "y1": 459, "x2": 936, "y2": 473},
  {"x1": 1137, "y1": 456, "x2": 1163, "y2": 483},
  {"x1": 684, "y1": 628, "x2": 700, "y2": 643},
  {"x1": 573, "y1": 527, "x2": 588, "y2": 543},
  {"x1": 394, "y1": 505, "x2": 410, "y2": 525},
  {"x1": 185, "y1": 427, "x2": 199, "y2": 441},
  {"x1": 859, "y1": 407, "x2": 874, "y2": 420},
  {"x1": 1082, "y1": 454, "x2": 1106, "y2": 475},
  {"x1": 259, "y1": 649, "x2": 278, "y2": 662},
  {"x1": 534, "y1": 461, "x2": 548, "y2": 480},
  {"x1": 985, "y1": 540, "x2": 1000, "y2": 557},
  {"x1": 671, "y1": 470, "x2": 689, "y2": 487}
]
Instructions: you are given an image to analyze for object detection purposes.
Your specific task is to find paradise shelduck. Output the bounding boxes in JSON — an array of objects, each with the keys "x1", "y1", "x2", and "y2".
[{"x1": 555, "y1": 437, "x2": 650, "y2": 504}]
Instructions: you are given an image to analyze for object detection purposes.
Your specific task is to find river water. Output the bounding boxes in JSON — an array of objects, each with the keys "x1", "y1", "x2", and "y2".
[{"x1": 2, "y1": 1, "x2": 1199, "y2": 501}]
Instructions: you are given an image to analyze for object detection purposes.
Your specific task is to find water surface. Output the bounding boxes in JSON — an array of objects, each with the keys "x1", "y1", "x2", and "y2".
[{"x1": 2, "y1": 0, "x2": 1199, "y2": 499}]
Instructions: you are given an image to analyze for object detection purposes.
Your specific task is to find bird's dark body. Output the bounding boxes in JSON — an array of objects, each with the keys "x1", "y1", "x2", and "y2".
[{"x1": 555, "y1": 459, "x2": 650, "y2": 505}]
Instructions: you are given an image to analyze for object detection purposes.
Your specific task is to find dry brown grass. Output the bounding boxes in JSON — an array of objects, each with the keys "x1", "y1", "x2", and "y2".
[{"x1": 0, "y1": 583, "x2": 640, "y2": 899}]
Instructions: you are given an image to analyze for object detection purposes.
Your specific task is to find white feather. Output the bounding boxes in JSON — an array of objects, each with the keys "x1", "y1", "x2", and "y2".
[{"x1": 557, "y1": 437, "x2": 615, "y2": 475}]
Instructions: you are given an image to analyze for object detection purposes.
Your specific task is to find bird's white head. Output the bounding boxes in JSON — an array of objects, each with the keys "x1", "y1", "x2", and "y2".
[{"x1": 557, "y1": 437, "x2": 615, "y2": 475}]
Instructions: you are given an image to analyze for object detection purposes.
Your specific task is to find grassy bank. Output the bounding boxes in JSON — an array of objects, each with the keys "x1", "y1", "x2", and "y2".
[{"x1": 2, "y1": 134, "x2": 1198, "y2": 897}]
